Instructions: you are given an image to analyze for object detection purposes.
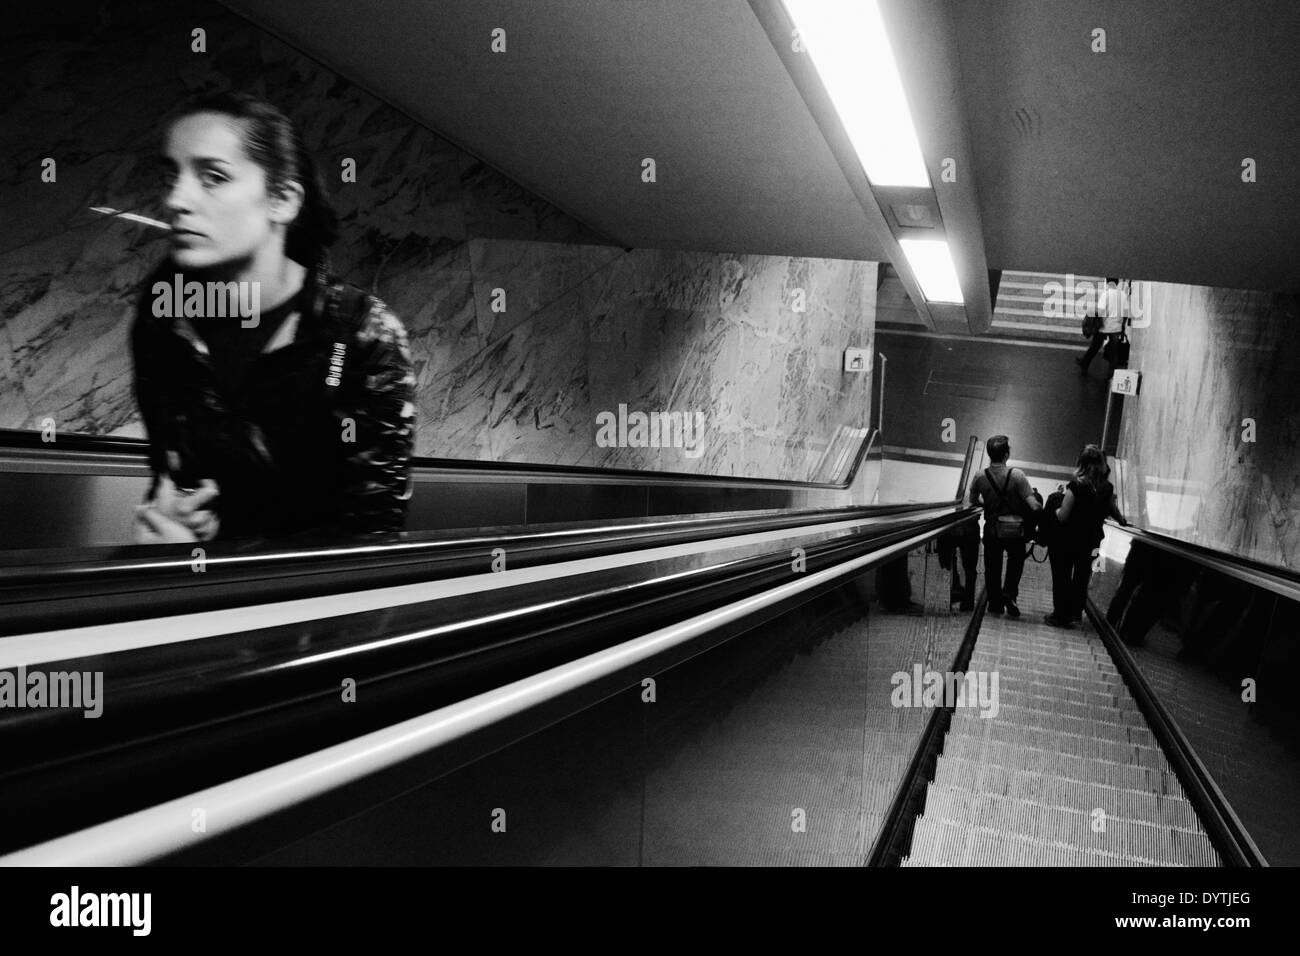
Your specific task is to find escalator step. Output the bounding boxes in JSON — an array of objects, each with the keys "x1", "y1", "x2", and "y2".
[
  {"x1": 947, "y1": 704, "x2": 1154, "y2": 746},
  {"x1": 917, "y1": 787, "x2": 1217, "y2": 865},
  {"x1": 902, "y1": 817, "x2": 1199, "y2": 867},
  {"x1": 931, "y1": 756, "x2": 1201, "y2": 829},
  {"x1": 945, "y1": 717, "x2": 1167, "y2": 767},
  {"x1": 942, "y1": 735, "x2": 1185, "y2": 796}
]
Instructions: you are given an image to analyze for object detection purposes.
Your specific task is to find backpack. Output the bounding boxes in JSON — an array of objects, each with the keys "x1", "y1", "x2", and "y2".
[{"x1": 984, "y1": 468, "x2": 1030, "y2": 540}]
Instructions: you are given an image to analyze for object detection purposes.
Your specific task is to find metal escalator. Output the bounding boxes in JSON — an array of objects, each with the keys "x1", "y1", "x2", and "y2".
[
  {"x1": 904, "y1": 556, "x2": 1219, "y2": 866},
  {"x1": 2, "y1": 442, "x2": 1293, "y2": 866}
]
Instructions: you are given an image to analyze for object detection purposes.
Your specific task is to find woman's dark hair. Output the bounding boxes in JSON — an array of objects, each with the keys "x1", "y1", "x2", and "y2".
[
  {"x1": 164, "y1": 92, "x2": 338, "y2": 270},
  {"x1": 1075, "y1": 444, "x2": 1108, "y2": 487}
]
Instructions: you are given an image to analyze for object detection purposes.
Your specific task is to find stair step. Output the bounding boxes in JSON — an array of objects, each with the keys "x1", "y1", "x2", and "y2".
[
  {"x1": 918, "y1": 787, "x2": 1218, "y2": 866},
  {"x1": 902, "y1": 817, "x2": 1199, "y2": 867},
  {"x1": 948, "y1": 705, "x2": 1152, "y2": 746},
  {"x1": 995, "y1": 687, "x2": 1141, "y2": 715},
  {"x1": 971, "y1": 668, "x2": 1126, "y2": 696},
  {"x1": 932, "y1": 756, "x2": 1201, "y2": 829},
  {"x1": 942, "y1": 734, "x2": 1185, "y2": 796},
  {"x1": 946, "y1": 716, "x2": 1164, "y2": 765}
]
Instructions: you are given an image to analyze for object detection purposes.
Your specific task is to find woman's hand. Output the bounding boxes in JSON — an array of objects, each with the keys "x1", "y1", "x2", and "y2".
[
  {"x1": 135, "y1": 476, "x2": 221, "y2": 543},
  {"x1": 133, "y1": 504, "x2": 199, "y2": 544}
]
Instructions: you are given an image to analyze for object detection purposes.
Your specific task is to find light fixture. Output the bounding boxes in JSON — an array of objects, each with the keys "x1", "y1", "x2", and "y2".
[
  {"x1": 783, "y1": 0, "x2": 930, "y2": 188},
  {"x1": 899, "y1": 238, "x2": 963, "y2": 303}
]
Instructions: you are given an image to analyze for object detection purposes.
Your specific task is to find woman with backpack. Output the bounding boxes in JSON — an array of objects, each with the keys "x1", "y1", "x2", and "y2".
[{"x1": 1045, "y1": 445, "x2": 1128, "y2": 627}]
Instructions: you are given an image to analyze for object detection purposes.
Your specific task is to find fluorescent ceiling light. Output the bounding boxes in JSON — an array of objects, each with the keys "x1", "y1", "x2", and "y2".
[
  {"x1": 900, "y1": 239, "x2": 963, "y2": 303},
  {"x1": 783, "y1": 0, "x2": 930, "y2": 187}
]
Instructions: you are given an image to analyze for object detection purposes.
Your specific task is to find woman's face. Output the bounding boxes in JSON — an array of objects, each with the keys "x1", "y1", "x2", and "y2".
[{"x1": 160, "y1": 112, "x2": 299, "y2": 270}]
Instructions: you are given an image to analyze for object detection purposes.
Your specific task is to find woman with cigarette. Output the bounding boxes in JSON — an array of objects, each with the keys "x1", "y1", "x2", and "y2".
[{"x1": 131, "y1": 92, "x2": 415, "y2": 544}]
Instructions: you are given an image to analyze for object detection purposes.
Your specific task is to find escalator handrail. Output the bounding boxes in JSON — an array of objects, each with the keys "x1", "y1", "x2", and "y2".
[
  {"x1": 1, "y1": 495, "x2": 950, "y2": 588},
  {"x1": 953, "y1": 435, "x2": 979, "y2": 503},
  {"x1": 0, "y1": 510, "x2": 977, "y2": 866},
  {"x1": 0, "y1": 425, "x2": 881, "y2": 491},
  {"x1": 1, "y1": 506, "x2": 966, "y2": 669},
  {"x1": 1105, "y1": 519, "x2": 1300, "y2": 602},
  {"x1": 1084, "y1": 592, "x2": 1268, "y2": 866}
]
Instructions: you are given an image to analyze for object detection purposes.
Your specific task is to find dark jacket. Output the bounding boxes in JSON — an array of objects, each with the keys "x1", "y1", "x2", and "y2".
[{"x1": 131, "y1": 262, "x2": 416, "y2": 541}]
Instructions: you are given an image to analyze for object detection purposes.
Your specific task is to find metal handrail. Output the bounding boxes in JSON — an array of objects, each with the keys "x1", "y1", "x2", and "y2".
[
  {"x1": 1105, "y1": 520, "x2": 1300, "y2": 603},
  {"x1": 0, "y1": 494, "x2": 941, "y2": 587},
  {"x1": 954, "y1": 435, "x2": 980, "y2": 503},
  {"x1": 0, "y1": 425, "x2": 883, "y2": 491}
]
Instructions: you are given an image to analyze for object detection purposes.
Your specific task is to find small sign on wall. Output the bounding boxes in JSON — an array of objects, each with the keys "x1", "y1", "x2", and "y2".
[
  {"x1": 843, "y1": 348, "x2": 870, "y2": 373},
  {"x1": 1111, "y1": 369, "x2": 1141, "y2": 395}
]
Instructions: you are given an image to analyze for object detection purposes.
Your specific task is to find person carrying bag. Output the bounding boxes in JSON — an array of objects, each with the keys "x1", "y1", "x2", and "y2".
[
  {"x1": 968, "y1": 435, "x2": 1043, "y2": 618},
  {"x1": 1046, "y1": 445, "x2": 1128, "y2": 628}
]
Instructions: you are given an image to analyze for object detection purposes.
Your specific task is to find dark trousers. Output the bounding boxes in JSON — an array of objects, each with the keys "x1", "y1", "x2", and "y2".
[
  {"x1": 1049, "y1": 543, "x2": 1094, "y2": 620},
  {"x1": 954, "y1": 535, "x2": 980, "y2": 602},
  {"x1": 1080, "y1": 332, "x2": 1115, "y2": 369},
  {"x1": 876, "y1": 555, "x2": 913, "y2": 610},
  {"x1": 983, "y1": 532, "x2": 1026, "y2": 608}
]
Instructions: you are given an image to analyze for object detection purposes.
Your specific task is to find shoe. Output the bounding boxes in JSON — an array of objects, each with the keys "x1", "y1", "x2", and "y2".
[
  {"x1": 959, "y1": 598, "x2": 974, "y2": 612},
  {"x1": 988, "y1": 604, "x2": 1004, "y2": 615},
  {"x1": 1005, "y1": 600, "x2": 1021, "y2": 619},
  {"x1": 1045, "y1": 613, "x2": 1075, "y2": 629}
]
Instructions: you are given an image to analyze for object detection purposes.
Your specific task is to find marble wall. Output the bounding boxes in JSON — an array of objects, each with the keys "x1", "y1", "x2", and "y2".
[
  {"x1": 1115, "y1": 282, "x2": 1300, "y2": 570},
  {"x1": 0, "y1": 0, "x2": 877, "y2": 484}
]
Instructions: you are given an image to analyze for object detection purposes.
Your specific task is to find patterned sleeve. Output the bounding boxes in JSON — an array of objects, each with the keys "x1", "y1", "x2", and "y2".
[{"x1": 339, "y1": 296, "x2": 416, "y2": 533}]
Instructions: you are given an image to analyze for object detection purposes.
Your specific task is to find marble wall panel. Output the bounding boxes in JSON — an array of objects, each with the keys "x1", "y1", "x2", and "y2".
[
  {"x1": 1116, "y1": 282, "x2": 1300, "y2": 570},
  {"x1": 421, "y1": 246, "x2": 877, "y2": 479}
]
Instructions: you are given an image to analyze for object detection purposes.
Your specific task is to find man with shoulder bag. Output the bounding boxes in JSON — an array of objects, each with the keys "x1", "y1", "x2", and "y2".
[
  {"x1": 968, "y1": 435, "x2": 1043, "y2": 617},
  {"x1": 1077, "y1": 277, "x2": 1127, "y2": 374}
]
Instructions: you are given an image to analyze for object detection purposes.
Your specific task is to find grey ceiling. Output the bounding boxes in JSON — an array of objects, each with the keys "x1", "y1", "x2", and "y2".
[
  {"x1": 953, "y1": 0, "x2": 1300, "y2": 292},
  {"x1": 223, "y1": 0, "x2": 1300, "y2": 293}
]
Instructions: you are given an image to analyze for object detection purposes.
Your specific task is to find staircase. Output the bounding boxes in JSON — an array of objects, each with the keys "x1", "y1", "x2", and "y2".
[{"x1": 990, "y1": 270, "x2": 1104, "y2": 341}]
